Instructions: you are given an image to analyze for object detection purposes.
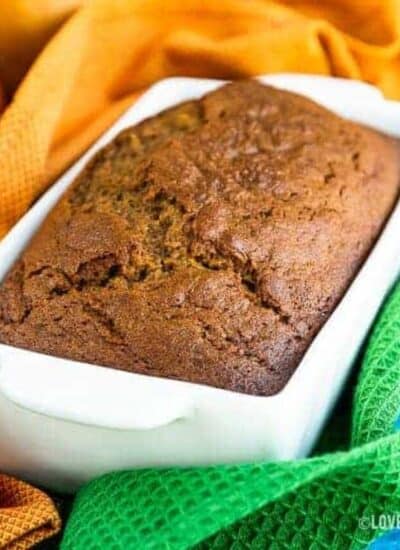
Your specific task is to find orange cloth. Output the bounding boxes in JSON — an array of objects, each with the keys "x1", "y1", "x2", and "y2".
[
  {"x1": 0, "y1": 474, "x2": 60, "y2": 548},
  {"x1": 0, "y1": 1, "x2": 400, "y2": 546}
]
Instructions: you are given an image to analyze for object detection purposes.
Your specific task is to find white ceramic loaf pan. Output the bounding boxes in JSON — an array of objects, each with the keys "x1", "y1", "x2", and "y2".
[{"x1": 1, "y1": 74, "x2": 400, "y2": 493}]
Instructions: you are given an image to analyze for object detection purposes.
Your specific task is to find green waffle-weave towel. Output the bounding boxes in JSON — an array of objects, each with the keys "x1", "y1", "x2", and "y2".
[{"x1": 61, "y1": 280, "x2": 400, "y2": 549}]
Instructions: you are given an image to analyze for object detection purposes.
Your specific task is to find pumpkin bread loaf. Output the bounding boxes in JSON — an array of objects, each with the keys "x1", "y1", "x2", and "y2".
[{"x1": 0, "y1": 81, "x2": 399, "y2": 395}]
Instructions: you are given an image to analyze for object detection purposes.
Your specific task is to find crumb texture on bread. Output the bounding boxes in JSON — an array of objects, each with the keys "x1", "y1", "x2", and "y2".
[{"x1": 1, "y1": 80, "x2": 399, "y2": 395}]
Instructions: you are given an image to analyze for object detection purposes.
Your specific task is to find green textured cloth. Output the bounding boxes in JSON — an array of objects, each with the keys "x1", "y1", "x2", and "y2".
[{"x1": 61, "y1": 281, "x2": 400, "y2": 550}]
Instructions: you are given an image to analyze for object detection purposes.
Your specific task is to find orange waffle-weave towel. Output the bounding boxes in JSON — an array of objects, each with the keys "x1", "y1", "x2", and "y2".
[{"x1": 0, "y1": 474, "x2": 60, "y2": 549}]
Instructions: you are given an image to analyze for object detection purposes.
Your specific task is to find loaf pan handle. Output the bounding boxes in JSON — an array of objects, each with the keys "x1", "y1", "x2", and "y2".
[{"x1": 0, "y1": 345, "x2": 194, "y2": 431}]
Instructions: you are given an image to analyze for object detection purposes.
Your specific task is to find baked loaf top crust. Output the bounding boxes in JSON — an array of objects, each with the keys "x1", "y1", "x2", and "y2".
[{"x1": 0, "y1": 81, "x2": 399, "y2": 395}]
